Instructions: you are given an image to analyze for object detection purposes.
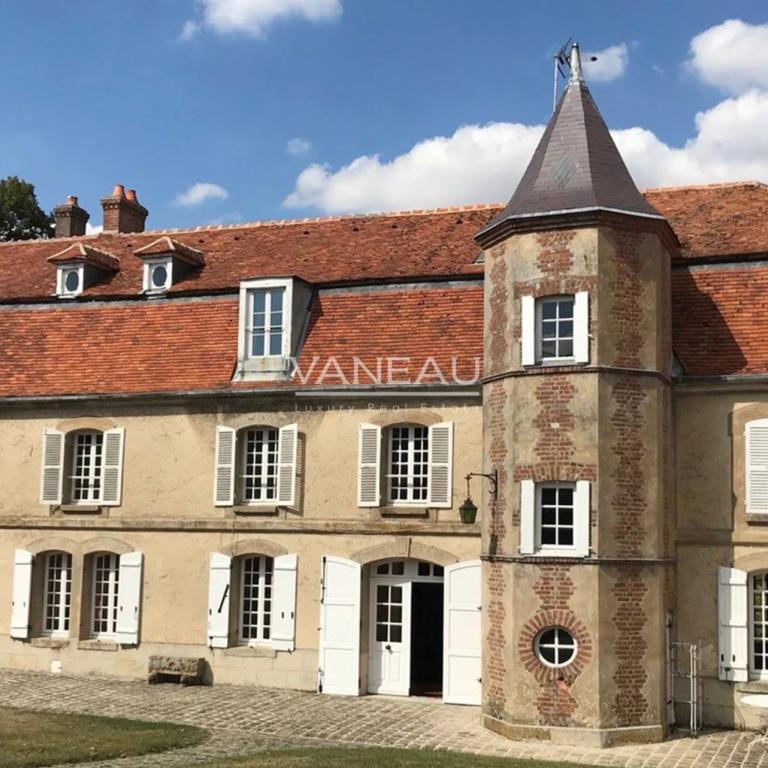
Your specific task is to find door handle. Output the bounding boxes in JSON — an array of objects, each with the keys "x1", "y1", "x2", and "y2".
[{"x1": 385, "y1": 644, "x2": 392, "y2": 652}]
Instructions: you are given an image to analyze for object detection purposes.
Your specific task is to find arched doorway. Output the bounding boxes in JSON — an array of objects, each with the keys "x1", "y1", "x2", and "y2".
[{"x1": 368, "y1": 558, "x2": 444, "y2": 697}]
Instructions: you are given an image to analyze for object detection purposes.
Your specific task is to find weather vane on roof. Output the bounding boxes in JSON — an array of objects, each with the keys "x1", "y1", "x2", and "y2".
[{"x1": 553, "y1": 40, "x2": 598, "y2": 111}]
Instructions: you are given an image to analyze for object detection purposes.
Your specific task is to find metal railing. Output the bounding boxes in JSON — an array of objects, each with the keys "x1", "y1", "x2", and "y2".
[{"x1": 670, "y1": 640, "x2": 703, "y2": 736}]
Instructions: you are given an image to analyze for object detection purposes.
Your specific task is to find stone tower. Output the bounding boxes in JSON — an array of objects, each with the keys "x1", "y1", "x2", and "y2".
[{"x1": 477, "y1": 43, "x2": 677, "y2": 747}]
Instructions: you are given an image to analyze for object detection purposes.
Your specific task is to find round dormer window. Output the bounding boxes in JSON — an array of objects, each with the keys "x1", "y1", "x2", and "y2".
[
  {"x1": 151, "y1": 264, "x2": 168, "y2": 289},
  {"x1": 64, "y1": 269, "x2": 80, "y2": 293}
]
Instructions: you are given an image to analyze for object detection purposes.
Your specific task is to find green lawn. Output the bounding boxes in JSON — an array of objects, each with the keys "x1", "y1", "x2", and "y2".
[
  {"x1": 0, "y1": 707, "x2": 207, "y2": 768},
  {"x1": 196, "y1": 748, "x2": 595, "y2": 768}
]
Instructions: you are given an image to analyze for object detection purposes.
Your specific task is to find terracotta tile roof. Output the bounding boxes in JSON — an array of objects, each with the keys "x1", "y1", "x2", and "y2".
[
  {"x1": 0, "y1": 206, "x2": 495, "y2": 302},
  {"x1": 644, "y1": 182, "x2": 768, "y2": 261},
  {"x1": 0, "y1": 286, "x2": 483, "y2": 398},
  {"x1": 672, "y1": 265, "x2": 768, "y2": 377}
]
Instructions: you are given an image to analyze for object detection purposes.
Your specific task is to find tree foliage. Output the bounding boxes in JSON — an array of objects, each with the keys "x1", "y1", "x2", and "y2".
[{"x1": 0, "y1": 176, "x2": 53, "y2": 241}]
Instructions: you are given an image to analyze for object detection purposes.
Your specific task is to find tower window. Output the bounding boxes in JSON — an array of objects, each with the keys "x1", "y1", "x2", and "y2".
[
  {"x1": 537, "y1": 296, "x2": 574, "y2": 361},
  {"x1": 535, "y1": 627, "x2": 577, "y2": 668}
]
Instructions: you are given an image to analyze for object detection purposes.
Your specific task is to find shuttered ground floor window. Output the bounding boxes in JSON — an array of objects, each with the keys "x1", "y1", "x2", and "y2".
[
  {"x1": 240, "y1": 555, "x2": 274, "y2": 644},
  {"x1": 44, "y1": 552, "x2": 71, "y2": 635},
  {"x1": 92, "y1": 553, "x2": 120, "y2": 639}
]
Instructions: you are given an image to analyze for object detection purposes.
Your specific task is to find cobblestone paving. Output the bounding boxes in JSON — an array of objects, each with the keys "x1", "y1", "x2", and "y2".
[{"x1": 2, "y1": 669, "x2": 768, "y2": 767}]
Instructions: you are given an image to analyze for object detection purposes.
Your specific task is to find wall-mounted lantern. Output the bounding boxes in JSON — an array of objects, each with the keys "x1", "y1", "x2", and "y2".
[{"x1": 459, "y1": 470, "x2": 498, "y2": 524}]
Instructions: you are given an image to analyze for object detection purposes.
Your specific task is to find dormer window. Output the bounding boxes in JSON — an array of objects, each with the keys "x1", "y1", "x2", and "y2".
[
  {"x1": 143, "y1": 258, "x2": 173, "y2": 294},
  {"x1": 48, "y1": 244, "x2": 120, "y2": 299},
  {"x1": 248, "y1": 286, "x2": 286, "y2": 358},
  {"x1": 235, "y1": 277, "x2": 312, "y2": 382},
  {"x1": 58, "y1": 265, "x2": 84, "y2": 298},
  {"x1": 134, "y1": 237, "x2": 204, "y2": 296}
]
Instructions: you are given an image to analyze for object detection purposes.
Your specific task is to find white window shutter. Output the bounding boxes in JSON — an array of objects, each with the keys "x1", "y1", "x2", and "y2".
[
  {"x1": 101, "y1": 428, "x2": 125, "y2": 506},
  {"x1": 746, "y1": 420, "x2": 768, "y2": 515},
  {"x1": 116, "y1": 551, "x2": 143, "y2": 645},
  {"x1": 574, "y1": 480, "x2": 591, "y2": 557},
  {"x1": 277, "y1": 424, "x2": 298, "y2": 508},
  {"x1": 428, "y1": 422, "x2": 454, "y2": 508},
  {"x1": 272, "y1": 554, "x2": 298, "y2": 651},
  {"x1": 214, "y1": 427, "x2": 236, "y2": 506},
  {"x1": 40, "y1": 428, "x2": 65, "y2": 505},
  {"x1": 10, "y1": 549, "x2": 33, "y2": 639},
  {"x1": 520, "y1": 480, "x2": 535, "y2": 554},
  {"x1": 208, "y1": 552, "x2": 232, "y2": 648},
  {"x1": 358, "y1": 424, "x2": 382, "y2": 507},
  {"x1": 574, "y1": 291, "x2": 590, "y2": 364},
  {"x1": 521, "y1": 295, "x2": 535, "y2": 367},
  {"x1": 718, "y1": 566, "x2": 748, "y2": 682}
]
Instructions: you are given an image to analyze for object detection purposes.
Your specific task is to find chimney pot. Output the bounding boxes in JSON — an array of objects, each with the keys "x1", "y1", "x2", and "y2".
[
  {"x1": 101, "y1": 183, "x2": 148, "y2": 233},
  {"x1": 53, "y1": 195, "x2": 89, "y2": 238}
]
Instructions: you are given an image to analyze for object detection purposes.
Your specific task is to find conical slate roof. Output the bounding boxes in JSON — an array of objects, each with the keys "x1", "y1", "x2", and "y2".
[{"x1": 477, "y1": 45, "x2": 664, "y2": 245}]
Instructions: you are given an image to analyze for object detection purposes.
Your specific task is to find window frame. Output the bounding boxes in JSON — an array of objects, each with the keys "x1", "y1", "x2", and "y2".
[
  {"x1": 142, "y1": 257, "x2": 173, "y2": 294},
  {"x1": 90, "y1": 552, "x2": 120, "y2": 640},
  {"x1": 534, "y1": 626, "x2": 577, "y2": 669},
  {"x1": 386, "y1": 423, "x2": 430, "y2": 505},
  {"x1": 750, "y1": 571, "x2": 768, "y2": 680},
  {"x1": 239, "y1": 426, "x2": 279, "y2": 504},
  {"x1": 55, "y1": 264, "x2": 84, "y2": 299},
  {"x1": 69, "y1": 430, "x2": 105, "y2": 505},
  {"x1": 536, "y1": 295, "x2": 576, "y2": 363},
  {"x1": 238, "y1": 278, "x2": 293, "y2": 362},
  {"x1": 43, "y1": 551, "x2": 72, "y2": 637},
  {"x1": 238, "y1": 554, "x2": 274, "y2": 646},
  {"x1": 535, "y1": 482, "x2": 577, "y2": 554}
]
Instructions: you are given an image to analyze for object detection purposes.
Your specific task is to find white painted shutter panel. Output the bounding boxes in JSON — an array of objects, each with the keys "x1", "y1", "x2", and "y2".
[
  {"x1": 718, "y1": 566, "x2": 748, "y2": 682},
  {"x1": 428, "y1": 422, "x2": 454, "y2": 508},
  {"x1": 444, "y1": 559, "x2": 482, "y2": 705},
  {"x1": 214, "y1": 427, "x2": 236, "y2": 506},
  {"x1": 574, "y1": 291, "x2": 590, "y2": 364},
  {"x1": 520, "y1": 480, "x2": 535, "y2": 554},
  {"x1": 208, "y1": 552, "x2": 231, "y2": 648},
  {"x1": 521, "y1": 295, "x2": 535, "y2": 367},
  {"x1": 318, "y1": 556, "x2": 361, "y2": 695},
  {"x1": 272, "y1": 554, "x2": 298, "y2": 651},
  {"x1": 116, "y1": 551, "x2": 143, "y2": 645},
  {"x1": 357, "y1": 424, "x2": 381, "y2": 507},
  {"x1": 277, "y1": 424, "x2": 298, "y2": 507},
  {"x1": 40, "y1": 428, "x2": 65, "y2": 505},
  {"x1": 10, "y1": 549, "x2": 33, "y2": 639},
  {"x1": 101, "y1": 427, "x2": 125, "y2": 506},
  {"x1": 746, "y1": 420, "x2": 768, "y2": 515},
  {"x1": 574, "y1": 480, "x2": 591, "y2": 557}
]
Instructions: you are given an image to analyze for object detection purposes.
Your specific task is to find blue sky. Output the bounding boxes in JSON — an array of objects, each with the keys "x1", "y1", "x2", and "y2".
[{"x1": 1, "y1": 1, "x2": 767, "y2": 231}]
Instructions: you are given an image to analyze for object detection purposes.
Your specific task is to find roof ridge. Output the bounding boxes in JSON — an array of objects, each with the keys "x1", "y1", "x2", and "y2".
[
  {"x1": 0, "y1": 203, "x2": 506, "y2": 249},
  {"x1": 642, "y1": 180, "x2": 768, "y2": 193}
]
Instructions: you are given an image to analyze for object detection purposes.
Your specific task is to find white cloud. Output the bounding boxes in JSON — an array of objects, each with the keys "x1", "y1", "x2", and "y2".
[
  {"x1": 583, "y1": 43, "x2": 629, "y2": 83},
  {"x1": 85, "y1": 223, "x2": 103, "y2": 236},
  {"x1": 183, "y1": 0, "x2": 342, "y2": 39},
  {"x1": 284, "y1": 90, "x2": 768, "y2": 214},
  {"x1": 687, "y1": 19, "x2": 768, "y2": 94},
  {"x1": 174, "y1": 182, "x2": 229, "y2": 207},
  {"x1": 286, "y1": 137, "x2": 312, "y2": 156}
]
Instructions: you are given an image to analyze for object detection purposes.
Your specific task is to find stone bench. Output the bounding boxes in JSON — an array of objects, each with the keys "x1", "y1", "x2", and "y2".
[{"x1": 147, "y1": 655, "x2": 206, "y2": 686}]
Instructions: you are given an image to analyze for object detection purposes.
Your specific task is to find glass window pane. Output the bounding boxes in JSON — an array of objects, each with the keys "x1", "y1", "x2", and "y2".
[
  {"x1": 391, "y1": 586, "x2": 402, "y2": 603},
  {"x1": 541, "y1": 488, "x2": 557, "y2": 505},
  {"x1": 559, "y1": 300, "x2": 574, "y2": 318},
  {"x1": 417, "y1": 562, "x2": 430, "y2": 576},
  {"x1": 541, "y1": 340, "x2": 556, "y2": 358},
  {"x1": 541, "y1": 302, "x2": 557, "y2": 320},
  {"x1": 270, "y1": 289, "x2": 283, "y2": 312},
  {"x1": 392, "y1": 561, "x2": 405, "y2": 576},
  {"x1": 560, "y1": 528, "x2": 574, "y2": 546},
  {"x1": 559, "y1": 340, "x2": 574, "y2": 358},
  {"x1": 558, "y1": 488, "x2": 574, "y2": 505},
  {"x1": 541, "y1": 321, "x2": 557, "y2": 337},
  {"x1": 252, "y1": 291, "x2": 266, "y2": 313},
  {"x1": 377, "y1": 585, "x2": 388, "y2": 602},
  {"x1": 559, "y1": 321, "x2": 573, "y2": 337},
  {"x1": 376, "y1": 624, "x2": 387, "y2": 642},
  {"x1": 390, "y1": 625, "x2": 402, "y2": 643},
  {"x1": 390, "y1": 606, "x2": 402, "y2": 624},
  {"x1": 269, "y1": 331, "x2": 282, "y2": 356},
  {"x1": 541, "y1": 528, "x2": 557, "y2": 545}
]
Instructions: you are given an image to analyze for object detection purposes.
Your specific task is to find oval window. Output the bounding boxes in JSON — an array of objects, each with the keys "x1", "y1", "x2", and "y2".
[
  {"x1": 151, "y1": 264, "x2": 168, "y2": 289},
  {"x1": 64, "y1": 270, "x2": 80, "y2": 293},
  {"x1": 534, "y1": 627, "x2": 577, "y2": 668}
]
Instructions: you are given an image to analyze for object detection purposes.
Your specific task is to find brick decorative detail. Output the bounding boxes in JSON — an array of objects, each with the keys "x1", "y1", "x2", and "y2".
[
  {"x1": 607, "y1": 225, "x2": 644, "y2": 369},
  {"x1": 485, "y1": 561, "x2": 509, "y2": 720},
  {"x1": 488, "y1": 249, "x2": 509, "y2": 373},
  {"x1": 612, "y1": 566, "x2": 650, "y2": 725},
  {"x1": 518, "y1": 566, "x2": 593, "y2": 725}
]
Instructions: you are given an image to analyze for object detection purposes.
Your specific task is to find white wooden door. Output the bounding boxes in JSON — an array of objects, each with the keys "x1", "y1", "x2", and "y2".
[
  {"x1": 318, "y1": 556, "x2": 362, "y2": 696},
  {"x1": 368, "y1": 577, "x2": 411, "y2": 695},
  {"x1": 443, "y1": 560, "x2": 482, "y2": 705}
]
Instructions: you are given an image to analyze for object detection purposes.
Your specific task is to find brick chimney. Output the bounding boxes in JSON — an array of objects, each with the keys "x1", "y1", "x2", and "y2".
[
  {"x1": 53, "y1": 195, "x2": 90, "y2": 238},
  {"x1": 100, "y1": 184, "x2": 148, "y2": 233}
]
